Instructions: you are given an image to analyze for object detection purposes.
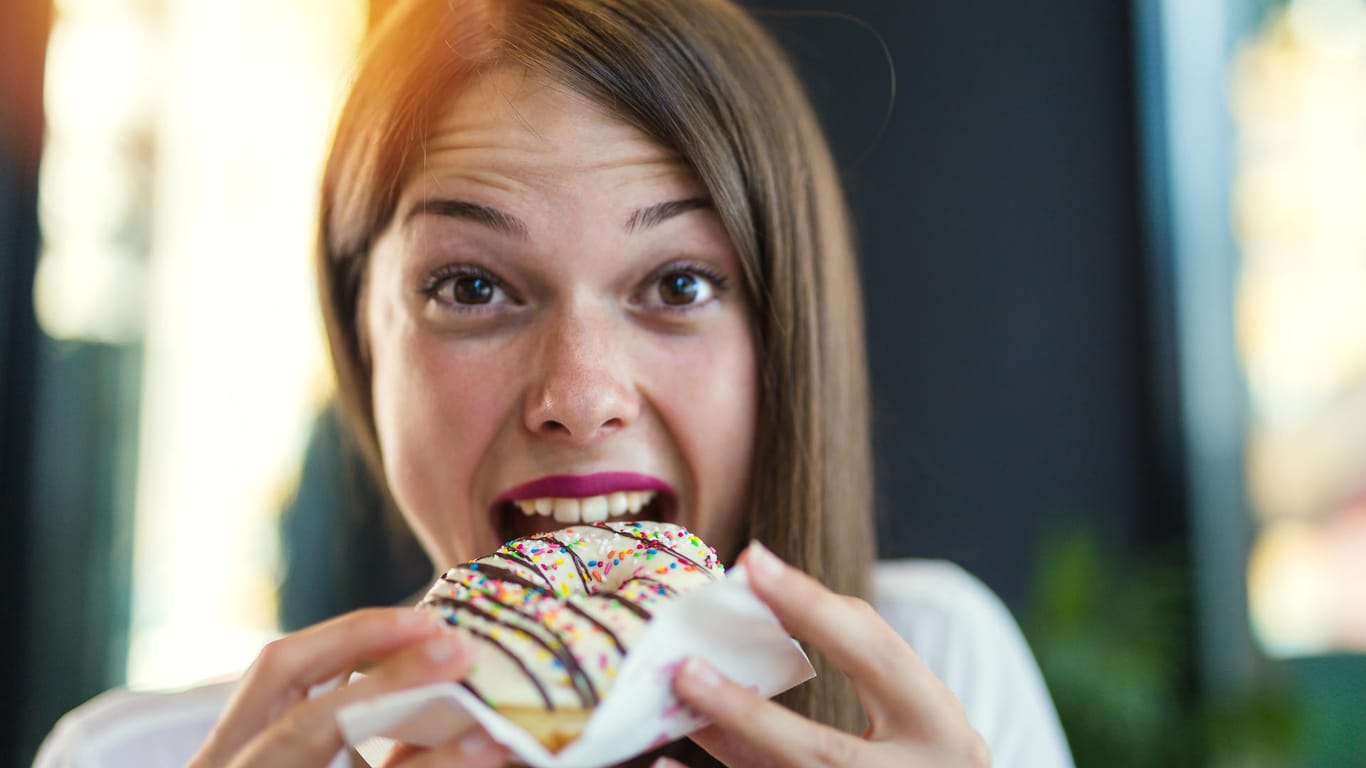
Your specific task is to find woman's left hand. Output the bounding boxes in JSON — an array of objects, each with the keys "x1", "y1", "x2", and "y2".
[{"x1": 666, "y1": 542, "x2": 991, "y2": 768}]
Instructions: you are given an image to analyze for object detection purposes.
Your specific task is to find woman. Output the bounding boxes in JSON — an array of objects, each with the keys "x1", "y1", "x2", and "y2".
[{"x1": 39, "y1": 1, "x2": 1072, "y2": 766}]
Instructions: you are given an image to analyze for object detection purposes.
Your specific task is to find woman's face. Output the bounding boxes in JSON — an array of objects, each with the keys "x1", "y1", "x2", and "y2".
[{"x1": 364, "y1": 69, "x2": 758, "y2": 568}]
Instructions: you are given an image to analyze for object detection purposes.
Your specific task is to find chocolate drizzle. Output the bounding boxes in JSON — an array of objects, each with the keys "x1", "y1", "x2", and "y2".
[
  {"x1": 426, "y1": 594, "x2": 601, "y2": 707},
  {"x1": 601, "y1": 592, "x2": 652, "y2": 620},
  {"x1": 627, "y1": 576, "x2": 680, "y2": 596},
  {"x1": 448, "y1": 562, "x2": 541, "y2": 593},
  {"x1": 594, "y1": 523, "x2": 716, "y2": 575},
  {"x1": 461, "y1": 680, "x2": 488, "y2": 706},
  {"x1": 422, "y1": 522, "x2": 720, "y2": 715},
  {"x1": 458, "y1": 623, "x2": 555, "y2": 709},
  {"x1": 490, "y1": 549, "x2": 555, "y2": 590},
  {"x1": 547, "y1": 535, "x2": 596, "y2": 592},
  {"x1": 448, "y1": 562, "x2": 629, "y2": 655}
]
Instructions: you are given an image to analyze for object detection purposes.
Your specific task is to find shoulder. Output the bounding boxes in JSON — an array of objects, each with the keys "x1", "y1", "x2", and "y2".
[
  {"x1": 872, "y1": 559, "x2": 1005, "y2": 620},
  {"x1": 871, "y1": 559, "x2": 1033, "y2": 705},
  {"x1": 871, "y1": 559, "x2": 1022, "y2": 651},
  {"x1": 872, "y1": 560, "x2": 1075, "y2": 768},
  {"x1": 34, "y1": 678, "x2": 237, "y2": 768}
]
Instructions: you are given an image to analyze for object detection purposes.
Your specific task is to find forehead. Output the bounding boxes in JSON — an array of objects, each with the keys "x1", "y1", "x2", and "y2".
[{"x1": 406, "y1": 67, "x2": 700, "y2": 201}]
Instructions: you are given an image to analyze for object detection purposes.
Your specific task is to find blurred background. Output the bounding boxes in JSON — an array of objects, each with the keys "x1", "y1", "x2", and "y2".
[{"x1": 2, "y1": 0, "x2": 1364, "y2": 765}]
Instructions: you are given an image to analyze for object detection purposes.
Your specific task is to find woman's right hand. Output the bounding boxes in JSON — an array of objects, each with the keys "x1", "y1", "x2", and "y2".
[{"x1": 187, "y1": 607, "x2": 510, "y2": 767}]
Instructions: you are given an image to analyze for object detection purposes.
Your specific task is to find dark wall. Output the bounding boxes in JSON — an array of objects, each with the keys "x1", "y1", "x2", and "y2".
[
  {"x1": 1, "y1": 0, "x2": 50, "y2": 764},
  {"x1": 745, "y1": 1, "x2": 1165, "y2": 610}
]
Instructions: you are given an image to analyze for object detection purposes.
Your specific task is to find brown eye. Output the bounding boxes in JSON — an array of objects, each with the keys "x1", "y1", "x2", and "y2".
[
  {"x1": 659, "y1": 272, "x2": 701, "y2": 305},
  {"x1": 452, "y1": 275, "x2": 494, "y2": 304}
]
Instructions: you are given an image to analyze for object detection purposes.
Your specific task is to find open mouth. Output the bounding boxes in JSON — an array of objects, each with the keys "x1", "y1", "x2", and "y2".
[{"x1": 495, "y1": 490, "x2": 678, "y2": 542}]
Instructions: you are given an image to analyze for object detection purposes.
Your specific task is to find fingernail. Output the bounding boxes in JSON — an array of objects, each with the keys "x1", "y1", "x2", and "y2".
[
  {"x1": 651, "y1": 758, "x2": 686, "y2": 768},
  {"x1": 745, "y1": 540, "x2": 782, "y2": 578},
  {"x1": 459, "y1": 729, "x2": 495, "y2": 756},
  {"x1": 426, "y1": 633, "x2": 464, "y2": 662},
  {"x1": 681, "y1": 656, "x2": 721, "y2": 691}
]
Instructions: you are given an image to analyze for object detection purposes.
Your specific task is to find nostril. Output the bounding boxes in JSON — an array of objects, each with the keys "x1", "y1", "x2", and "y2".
[
  {"x1": 524, "y1": 367, "x2": 640, "y2": 441},
  {"x1": 538, "y1": 417, "x2": 625, "y2": 439}
]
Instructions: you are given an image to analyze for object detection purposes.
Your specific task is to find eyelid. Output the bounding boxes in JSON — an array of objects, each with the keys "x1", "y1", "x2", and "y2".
[
  {"x1": 419, "y1": 263, "x2": 518, "y2": 309},
  {"x1": 420, "y1": 263, "x2": 492, "y2": 293},
  {"x1": 639, "y1": 259, "x2": 730, "y2": 310}
]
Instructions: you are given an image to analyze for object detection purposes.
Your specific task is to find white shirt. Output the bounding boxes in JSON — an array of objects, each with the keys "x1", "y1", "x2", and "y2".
[{"x1": 35, "y1": 560, "x2": 1073, "y2": 767}]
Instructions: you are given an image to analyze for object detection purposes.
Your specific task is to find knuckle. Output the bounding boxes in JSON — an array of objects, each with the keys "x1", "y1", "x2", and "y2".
[
  {"x1": 841, "y1": 593, "x2": 874, "y2": 614},
  {"x1": 838, "y1": 595, "x2": 878, "y2": 623},
  {"x1": 964, "y1": 730, "x2": 992, "y2": 767},
  {"x1": 833, "y1": 594, "x2": 904, "y2": 670},
  {"x1": 252, "y1": 637, "x2": 295, "y2": 677},
  {"x1": 830, "y1": 593, "x2": 885, "y2": 634},
  {"x1": 939, "y1": 685, "x2": 966, "y2": 714}
]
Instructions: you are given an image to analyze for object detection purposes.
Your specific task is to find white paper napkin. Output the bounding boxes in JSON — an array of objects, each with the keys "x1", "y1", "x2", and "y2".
[{"x1": 336, "y1": 565, "x2": 814, "y2": 768}]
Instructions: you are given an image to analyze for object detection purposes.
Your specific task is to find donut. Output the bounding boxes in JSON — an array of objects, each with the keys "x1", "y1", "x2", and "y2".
[{"x1": 417, "y1": 521, "x2": 725, "y2": 750}]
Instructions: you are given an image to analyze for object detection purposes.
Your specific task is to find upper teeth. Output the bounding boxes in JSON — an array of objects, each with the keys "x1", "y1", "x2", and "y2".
[{"x1": 513, "y1": 491, "x2": 658, "y2": 523}]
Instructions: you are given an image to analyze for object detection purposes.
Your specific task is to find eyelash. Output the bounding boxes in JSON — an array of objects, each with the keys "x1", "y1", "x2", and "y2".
[
  {"x1": 417, "y1": 260, "x2": 731, "y2": 312},
  {"x1": 647, "y1": 260, "x2": 730, "y2": 307},
  {"x1": 419, "y1": 264, "x2": 510, "y2": 310}
]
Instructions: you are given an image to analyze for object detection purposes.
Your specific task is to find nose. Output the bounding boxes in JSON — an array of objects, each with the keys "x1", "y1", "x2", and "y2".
[{"x1": 523, "y1": 303, "x2": 640, "y2": 445}]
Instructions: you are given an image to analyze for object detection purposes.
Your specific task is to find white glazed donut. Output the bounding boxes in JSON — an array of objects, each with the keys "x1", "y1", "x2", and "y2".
[{"x1": 417, "y1": 521, "x2": 724, "y2": 749}]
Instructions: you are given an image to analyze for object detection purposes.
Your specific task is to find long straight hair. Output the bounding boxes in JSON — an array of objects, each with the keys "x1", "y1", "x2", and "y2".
[{"x1": 317, "y1": 0, "x2": 874, "y2": 734}]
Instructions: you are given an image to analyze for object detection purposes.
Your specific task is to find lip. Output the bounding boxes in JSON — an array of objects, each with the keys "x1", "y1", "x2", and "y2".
[{"x1": 493, "y1": 472, "x2": 676, "y2": 504}]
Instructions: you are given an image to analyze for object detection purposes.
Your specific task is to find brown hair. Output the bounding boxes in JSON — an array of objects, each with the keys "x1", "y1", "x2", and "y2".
[{"x1": 317, "y1": 0, "x2": 874, "y2": 735}]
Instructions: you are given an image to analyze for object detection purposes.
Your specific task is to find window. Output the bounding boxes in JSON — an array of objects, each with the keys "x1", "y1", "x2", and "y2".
[
  {"x1": 1233, "y1": 0, "x2": 1366, "y2": 657},
  {"x1": 38, "y1": 0, "x2": 365, "y2": 688}
]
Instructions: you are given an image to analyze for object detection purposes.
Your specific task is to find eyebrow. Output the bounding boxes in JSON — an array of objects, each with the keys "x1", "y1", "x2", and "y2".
[
  {"x1": 405, "y1": 196, "x2": 712, "y2": 237},
  {"x1": 406, "y1": 199, "x2": 530, "y2": 239},
  {"x1": 624, "y1": 197, "x2": 712, "y2": 232}
]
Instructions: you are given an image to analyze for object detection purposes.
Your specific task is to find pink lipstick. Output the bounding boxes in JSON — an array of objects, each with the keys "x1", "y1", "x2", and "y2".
[{"x1": 495, "y1": 472, "x2": 674, "y2": 504}]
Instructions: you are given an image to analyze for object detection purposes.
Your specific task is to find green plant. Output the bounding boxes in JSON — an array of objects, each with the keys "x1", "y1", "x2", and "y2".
[{"x1": 1025, "y1": 526, "x2": 1302, "y2": 767}]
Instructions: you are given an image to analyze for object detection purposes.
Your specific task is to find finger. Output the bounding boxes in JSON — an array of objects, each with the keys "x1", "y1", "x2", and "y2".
[
  {"x1": 649, "y1": 758, "x2": 690, "y2": 768},
  {"x1": 675, "y1": 656, "x2": 868, "y2": 768},
  {"x1": 740, "y1": 542, "x2": 954, "y2": 730},
  {"x1": 686, "y1": 724, "x2": 775, "y2": 768},
  {"x1": 202, "y1": 607, "x2": 445, "y2": 761},
  {"x1": 228, "y1": 630, "x2": 474, "y2": 767},
  {"x1": 382, "y1": 742, "x2": 425, "y2": 766},
  {"x1": 390, "y1": 728, "x2": 510, "y2": 768},
  {"x1": 250, "y1": 608, "x2": 446, "y2": 703}
]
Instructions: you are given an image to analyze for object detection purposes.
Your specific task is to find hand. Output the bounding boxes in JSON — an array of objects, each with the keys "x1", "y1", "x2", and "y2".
[
  {"x1": 667, "y1": 542, "x2": 991, "y2": 768},
  {"x1": 188, "y1": 607, "x2": 510, "y2": 767}
]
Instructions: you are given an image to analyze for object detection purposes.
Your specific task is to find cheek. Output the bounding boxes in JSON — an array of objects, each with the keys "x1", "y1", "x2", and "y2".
[
  {"x1": 370, "y1": 326, "x2": 517, "y2": 558},
  {"x1": 645, "y1": 322, "x2": 758, "y2": 546}
]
